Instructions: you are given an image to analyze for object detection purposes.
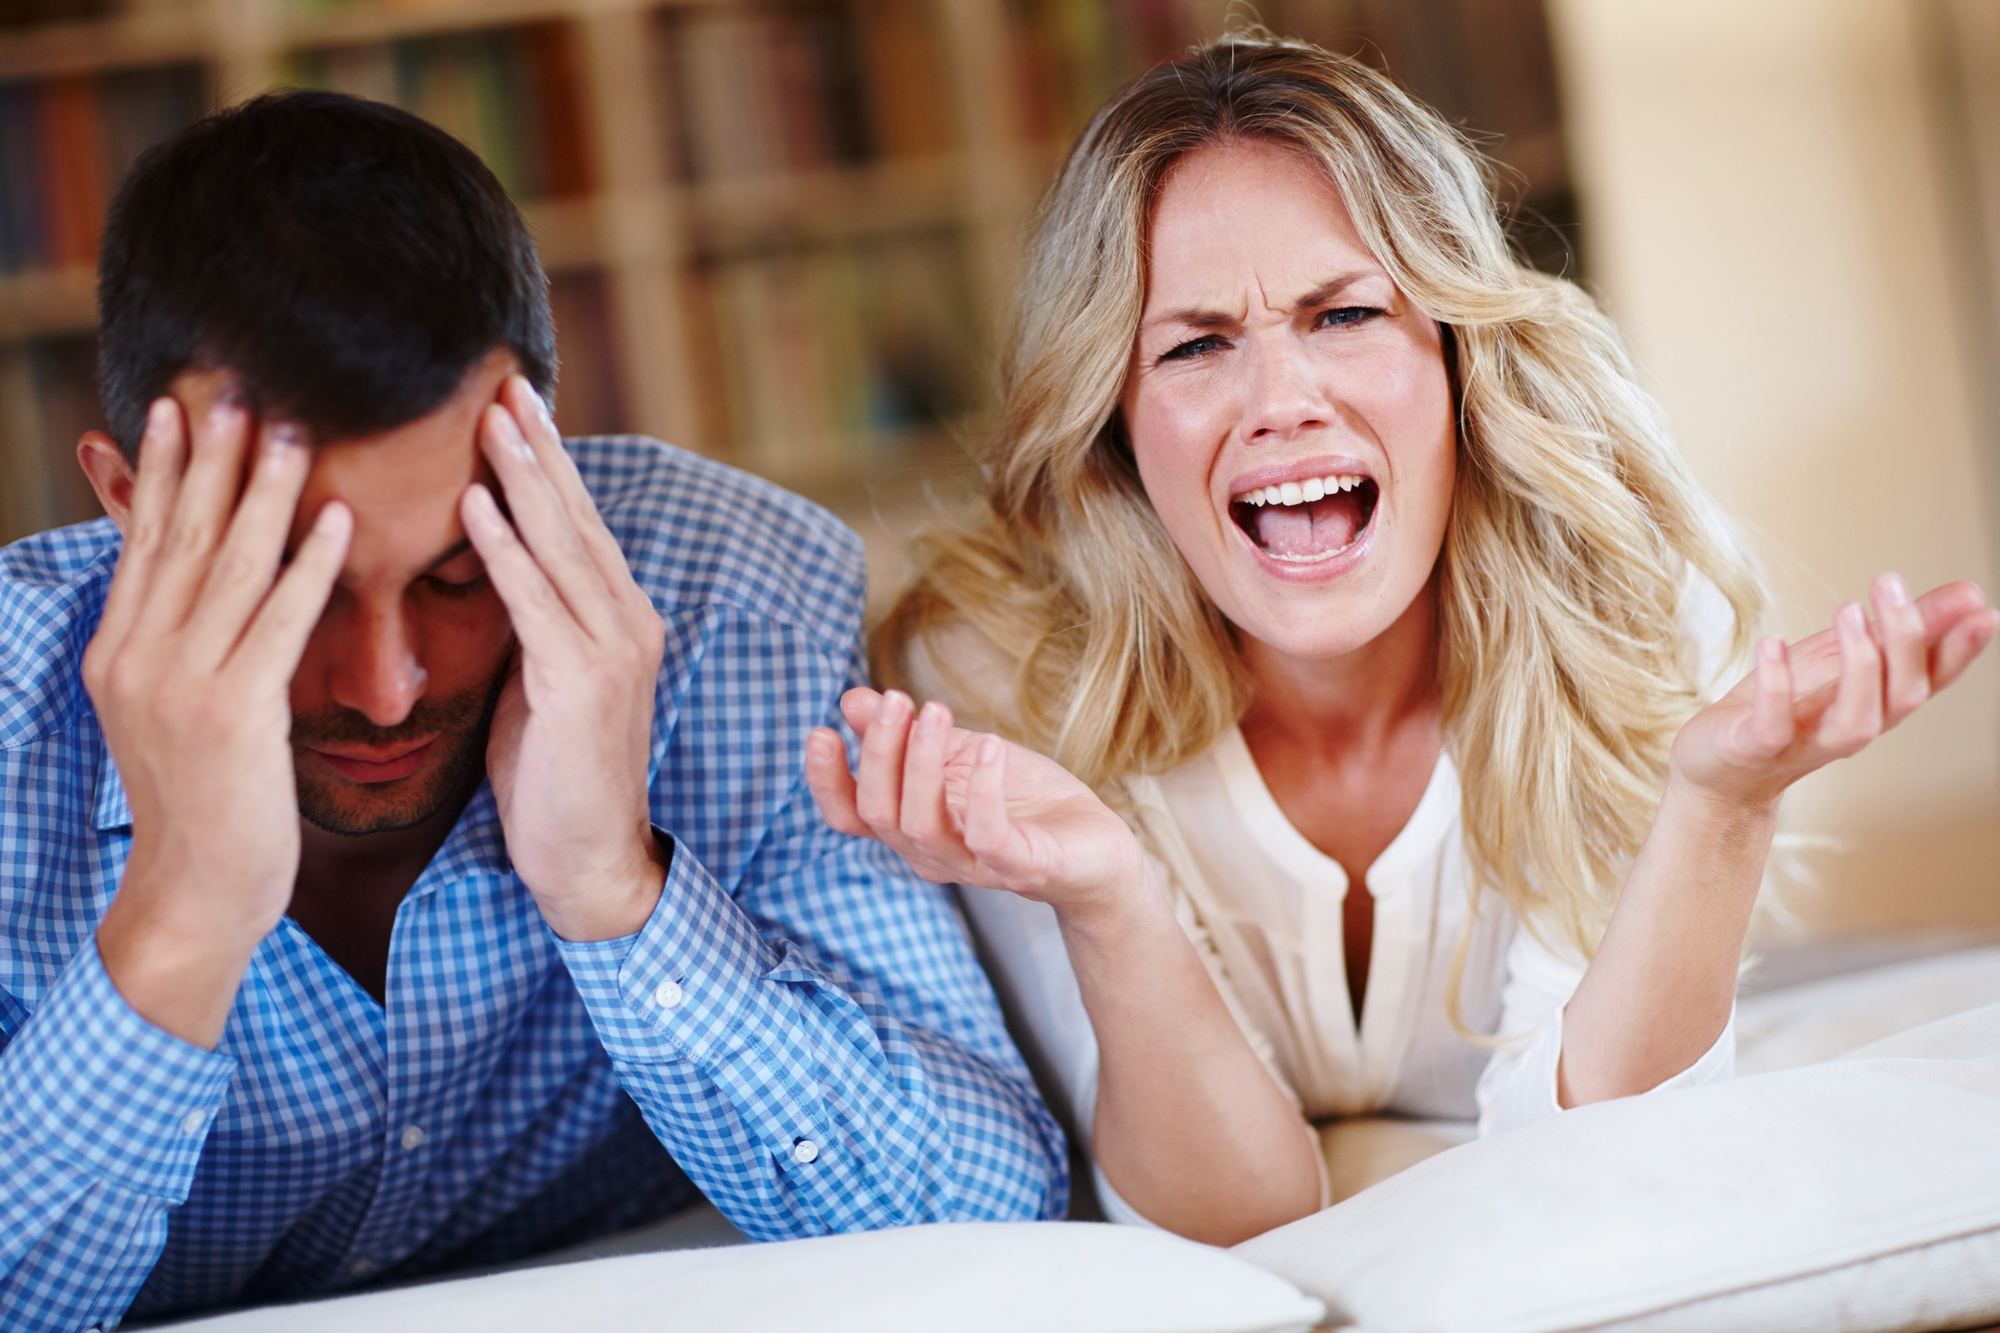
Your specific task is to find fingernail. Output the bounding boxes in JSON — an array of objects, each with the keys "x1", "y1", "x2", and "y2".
[
  {"x1": 1839, "y1": 602, "x2": 1866, "y2": 632},
  {"x1": 533, "y1": 389, "x2": 555, "y2": 428},
  {"x1": 1882, "y1": 573, "x2": 1910, "y2": 607},
  {"x1": 264, "y1": 422, "x2": 305, "y2": 454},
  {"x1": 883, "y1": 691, "x2": 910, "y2": 721},
  {"x1": 313, "y1": 500, "x2": 347, "y2": 534},
  {"x1": 916, "y1": 701, "x2": 943, "y2": 733},
  {"x1": 146, "y1": 398, "x2": 175, "y2": 433},
  {"x1": 979, "y1": 736, "x2": 1002, "y2": 764},
  {"x1": 1761, "y1": 635, "x2": 1784, "y2": 660}
]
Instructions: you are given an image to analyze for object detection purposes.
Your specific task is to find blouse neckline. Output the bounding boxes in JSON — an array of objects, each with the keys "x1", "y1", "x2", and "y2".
[{"x1": 1208, "y1": 725, "x2": 1461, "y2": 901}]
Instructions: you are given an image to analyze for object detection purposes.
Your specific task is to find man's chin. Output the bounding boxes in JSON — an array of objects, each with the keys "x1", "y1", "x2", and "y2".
[{"x1": 297, "y1": 771, "x2": 465, "y2": 837}]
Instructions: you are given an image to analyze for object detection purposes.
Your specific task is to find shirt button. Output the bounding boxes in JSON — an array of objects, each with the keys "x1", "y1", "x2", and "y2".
[
  {"x1": 180, "y1": 1110, "x2": 206, "y2": 1136},
  {"x1": 792, "y1": 1139, "x2": 819, "y2": 1164},
  {"x1": 350, "y1": 1256, "x2": 376, "y2": 1277},
  {"x1": 652, "y1": 978, "x2": 684, "y2": 1009},
  {"x1": 400, "y1": 1125, "x2": 426, "y2": 1151}
]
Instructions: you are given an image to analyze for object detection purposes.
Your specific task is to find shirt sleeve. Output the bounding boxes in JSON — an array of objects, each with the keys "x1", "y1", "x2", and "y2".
[
  {"x1": 1475, "y1": 924, "x2": 1735, "y2": 1137},
  {"x1": 556, "y1": 609, "x2": 1067, "y2": 1239},
  {"x1": 0, "y1": 941, "x2": 237, "y2": 1333}
]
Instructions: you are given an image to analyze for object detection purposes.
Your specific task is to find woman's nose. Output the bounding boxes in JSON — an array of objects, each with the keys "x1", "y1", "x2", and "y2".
[
  {"x1": 1241, "y1": 331, "x2": 1332, "y2": 445},
  {"x1": 329, "y1": 604, "x2": 429, "y2": 728}
]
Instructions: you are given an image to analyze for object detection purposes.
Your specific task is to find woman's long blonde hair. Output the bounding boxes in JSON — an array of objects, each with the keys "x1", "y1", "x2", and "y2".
[{"x1": 876, "y1": 34, "x2": 1765, "y2": 961}]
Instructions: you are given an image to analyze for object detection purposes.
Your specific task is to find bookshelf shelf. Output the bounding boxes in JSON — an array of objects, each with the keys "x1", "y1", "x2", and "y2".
[
  {"x1": 1, "y1": 0, "x2": 1581, "y2": 598},
  {"x1": 0, "y1": 265, "x2": 94, "y2": 339},
  {"x1": 686, "y1": 152, "x2": 963, "y2": 255}
]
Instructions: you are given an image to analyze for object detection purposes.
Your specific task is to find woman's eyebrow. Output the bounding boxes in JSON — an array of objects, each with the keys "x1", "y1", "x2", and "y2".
[
  {"x1": 1141, "y1": 269, "x2": 1386, "y2": 331},
  {"x1": 1294, "y1": 269, "x2": 1386, "y2": 307}
]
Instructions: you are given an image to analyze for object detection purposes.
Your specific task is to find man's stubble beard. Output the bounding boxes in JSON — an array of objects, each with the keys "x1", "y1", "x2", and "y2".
[{"x1": 291, "y1": 669, "x2": 508, "y2": 837}]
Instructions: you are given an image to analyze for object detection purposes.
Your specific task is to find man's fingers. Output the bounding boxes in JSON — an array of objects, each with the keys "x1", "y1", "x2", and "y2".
[
  {"x1": 135, "y1": 394, "x2": 255, "y2": 638},
  {"x1": 94, "y1": 398, "x2": 188, "y2": 658},
  {"x1": 1817, "y1": 602, "x2": 1883, "y2": 755},
  {"x1": 478, "y1": 403, "x2": 620, "y2": 640},
  {"x1": 805, "y1": 727, "x2": 871, "y2": 838},
  {"x1": 500, "y1": 376, "x2": 635, "y2": 598},
  {"x1": 461, "y1": 481, "x2": 584, "y2": 661},
  {"x1": 184, "y1": 423, "x2": 314, "y2": 662},
  {"x1": 233, "y1": 499, "x2": 350, "y2": 680}
]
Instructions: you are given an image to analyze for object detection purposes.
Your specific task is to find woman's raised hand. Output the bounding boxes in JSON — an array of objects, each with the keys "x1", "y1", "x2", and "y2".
[
  {"x1": 805, "y1": 689, "x2": 1146, "y2": 921},
  {"x1": 1670, "y1": 574, "x2": 1998, "y2": 808}
]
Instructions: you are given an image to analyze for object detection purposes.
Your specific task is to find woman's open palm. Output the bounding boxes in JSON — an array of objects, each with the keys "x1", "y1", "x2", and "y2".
[
  {"x1": 1672, "y1": 575, "x2": 1997, "y2": 807},
  {"x1": 806, "y1": 688, "x2": 1145, "y2": 918}
]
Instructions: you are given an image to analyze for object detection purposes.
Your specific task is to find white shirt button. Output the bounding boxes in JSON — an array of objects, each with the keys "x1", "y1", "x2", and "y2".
[
  {"x1": 180, "y1": 1110, "x2": 206, "y2": 1136},
  {"x1": 652, "y1": 979, "x2": 684, "y2": 1009},
  {"x1": 792, "y1": 1139, "x2": 819, "y2": 1164},
  {"x1": 400, "y1": 1125, "x2": 426, "y2": 1151}
]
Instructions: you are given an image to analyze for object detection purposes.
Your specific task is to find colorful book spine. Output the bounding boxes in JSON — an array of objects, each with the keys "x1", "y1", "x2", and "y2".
[
  {"x1": 700, "y1": 229, "x2": 975, "y2": 480},
  {"x1": 0, "y1": 62, "x2": 201, "y2": 274},
  {"x1": 290, "y1": 23, "x2": 592, "y2": 202},
  {"x1": 660, "y1": 1, "x2": 948, "y2": 185}
]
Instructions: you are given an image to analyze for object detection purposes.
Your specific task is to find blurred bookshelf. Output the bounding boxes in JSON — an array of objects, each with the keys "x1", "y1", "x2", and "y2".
[{"x1": 0, "y1": 0, "x2": 1578, "y2": 609}]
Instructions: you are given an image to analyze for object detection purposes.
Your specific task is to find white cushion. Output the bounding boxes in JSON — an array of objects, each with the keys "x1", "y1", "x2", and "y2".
[
  {"x1": 1736, "y1": 946, "x2": 2000, "y2": 1075},
  {"x1": 1233, "y1": 1003, "x2": 2000, "y2": 1333},
  {"x1": 167, "y1": 1221, "x2": 1324, "y2": 1333}
]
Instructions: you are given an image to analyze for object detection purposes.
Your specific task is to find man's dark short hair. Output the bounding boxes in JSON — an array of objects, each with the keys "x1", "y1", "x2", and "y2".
[{"x1": 98, "y1": 89, "x2": 557, "y2": 460}]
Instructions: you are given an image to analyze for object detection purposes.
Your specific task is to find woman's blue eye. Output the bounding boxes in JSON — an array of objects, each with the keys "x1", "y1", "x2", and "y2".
[
  {"x1": 1161, "y1": 334, "x2": 1225, "y2": 362},
  {"x1": 1318, "y1": 306, "x2": 1382, "y2": 328}
]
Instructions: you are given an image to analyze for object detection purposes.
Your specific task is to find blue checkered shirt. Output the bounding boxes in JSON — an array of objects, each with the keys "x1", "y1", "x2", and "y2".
[{"x1": 0, "y1": 436, "x2": 1067, "y2": 1332}]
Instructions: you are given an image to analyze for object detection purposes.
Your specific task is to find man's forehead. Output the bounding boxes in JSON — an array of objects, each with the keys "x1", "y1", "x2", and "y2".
[{"x1": 284, "y1": 349, "x2": 516, "y2": 569}]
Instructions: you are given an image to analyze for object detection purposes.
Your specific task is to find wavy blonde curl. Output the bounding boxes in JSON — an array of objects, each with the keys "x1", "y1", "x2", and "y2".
[{"x1": 875, "y1": 33, "x2": 1766, "y2": 968}]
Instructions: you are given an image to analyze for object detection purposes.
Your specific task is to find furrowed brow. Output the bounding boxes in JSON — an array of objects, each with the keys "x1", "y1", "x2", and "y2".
[{"x1": 421, "y1": 538, "x2": 475, "y2": 573}]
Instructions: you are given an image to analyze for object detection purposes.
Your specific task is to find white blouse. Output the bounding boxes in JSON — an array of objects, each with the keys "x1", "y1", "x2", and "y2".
[{"x1": 962, "y1": 727, "x2": 1735, "y2": 1223}]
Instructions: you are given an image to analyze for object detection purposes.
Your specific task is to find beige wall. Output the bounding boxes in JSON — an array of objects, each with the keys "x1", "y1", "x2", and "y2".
[{"x1": 1549, "y1": 0, "x2": 2000, "y2": 935}]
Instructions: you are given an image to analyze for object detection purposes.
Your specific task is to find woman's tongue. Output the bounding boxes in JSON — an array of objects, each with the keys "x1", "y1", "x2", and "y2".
[{"x1": 1254, "y1": 493, "x2": 1364, "y2": 558}]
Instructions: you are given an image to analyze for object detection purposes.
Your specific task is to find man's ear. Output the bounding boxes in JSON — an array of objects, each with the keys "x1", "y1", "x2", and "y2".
[{"x1": 76, "y1": 432, "x2": 138, "y2": 534}]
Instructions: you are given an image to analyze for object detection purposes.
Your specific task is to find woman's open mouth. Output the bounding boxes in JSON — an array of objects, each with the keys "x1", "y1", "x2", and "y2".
[{"x1": 1229, "y1": 472, "x2": 1380, "y2": 563}]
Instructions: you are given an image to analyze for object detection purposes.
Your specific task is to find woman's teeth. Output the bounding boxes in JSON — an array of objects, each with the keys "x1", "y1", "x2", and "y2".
[{"x1": 1239, "y1": 474, "x2": 1366, "y2": 507}]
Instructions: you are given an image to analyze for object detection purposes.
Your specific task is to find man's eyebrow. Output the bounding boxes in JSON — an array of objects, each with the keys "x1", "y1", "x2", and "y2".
[{"x1": 421, "y1": 538, "x2": 475, "y2": 573}]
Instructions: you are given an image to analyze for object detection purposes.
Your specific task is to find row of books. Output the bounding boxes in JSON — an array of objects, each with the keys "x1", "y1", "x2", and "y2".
[
  {"x1": 0, "y1": 0, "x2": 114, "y2": 31},
  {"x1": 0, "y1": 64, "x2": 204, "y2": 273},
  {"x1": 289, "y1": 23, "x2": 593, "y2": 202},
  {"x1": 659, "y1": 0, "x2": 954, "y2": 183},
  {"x1": 694, "y1": 228, "x2": 975, "y2": 480},
  {"x1": 0, "y1": 333, "x2": 103, "y2": 546}
]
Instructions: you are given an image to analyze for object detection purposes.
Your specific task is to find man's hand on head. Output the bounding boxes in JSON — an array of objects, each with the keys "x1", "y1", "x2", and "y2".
[
  {"x1": 461, "y1": 376, "x2": 670, "y2": 942},
  {"x1": 85, "y1": 387, "x2": 352, "y2": 1049}
]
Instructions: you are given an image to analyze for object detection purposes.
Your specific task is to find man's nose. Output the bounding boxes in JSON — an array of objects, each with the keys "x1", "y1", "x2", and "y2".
[
  {"x1": 1241, "y1": 330, "x2": 1332, "y2": 445},
  {"x1": 329, "y1": 601, "x2": 429, "y2": 728}
]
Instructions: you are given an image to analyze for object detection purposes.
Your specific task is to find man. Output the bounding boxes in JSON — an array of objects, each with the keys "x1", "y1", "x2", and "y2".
[{"x1": 0, "y1": 91, "x2": 1065, "y2": 1330}]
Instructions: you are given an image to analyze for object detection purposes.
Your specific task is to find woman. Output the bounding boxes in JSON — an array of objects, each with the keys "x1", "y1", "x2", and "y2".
[{"x1": 805, "y1": 35, "x2": 1997, "y2": 1245}]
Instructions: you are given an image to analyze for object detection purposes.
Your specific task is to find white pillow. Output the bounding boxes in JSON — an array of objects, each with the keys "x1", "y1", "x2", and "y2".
[
  {"x1": 1735, "y1": 946, "x2": 2000, "y2": 1075},
  {"x1": 168, "y1": 1221, "x2": 1325, "y2": 1333},
  {"x1": 1233, "y1": 1003, "x2": 2000, "y2": 1333}
]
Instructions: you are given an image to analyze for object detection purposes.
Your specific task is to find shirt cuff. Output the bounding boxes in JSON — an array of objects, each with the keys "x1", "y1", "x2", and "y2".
[
  {"x1": 556, "y1": 837, "x2": 816, "y2": 1066},
  {"x1": 1480, "y1": 1002, "x2": 1739, "y2": 1137},
  {"x1": 0, "y1": 941, "x2": 237, "y2": 1201}
]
